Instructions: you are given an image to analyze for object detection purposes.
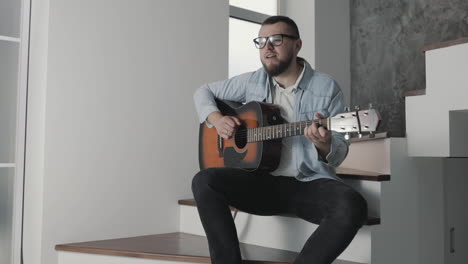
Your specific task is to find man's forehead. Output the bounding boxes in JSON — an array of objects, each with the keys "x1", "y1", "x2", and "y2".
[{"x1": 258, "y1": 22, "x2": 291, "y2": 36}]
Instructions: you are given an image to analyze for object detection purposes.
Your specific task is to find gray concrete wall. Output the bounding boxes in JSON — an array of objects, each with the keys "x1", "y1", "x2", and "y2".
[{"x1": 350, "y1": 0, "x2": 468, "y2": 136}]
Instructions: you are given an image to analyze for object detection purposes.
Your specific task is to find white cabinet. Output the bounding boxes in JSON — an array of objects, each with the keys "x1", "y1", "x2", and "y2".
[
  {"x1": 0, "y1": 0, "x2": 30, "y2": 263},
  {"x1": 444, "y1": 158, "x2": 468, "y2": 264},
  {"x1": 418, "y1": 157, "x2": 468, "y2": 264}
]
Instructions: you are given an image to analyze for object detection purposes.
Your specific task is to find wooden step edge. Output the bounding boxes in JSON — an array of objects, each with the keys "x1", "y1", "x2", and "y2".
[
  {"x1": 423, "y1": 36, "x2": 468, "y2": 52},
  {"x1": 56, "y1": 244, "x2": 208, "y2": 263},
  {"x1": 336, "y1": 167, "x2": 391, "y2": 182},
  {"x1": 178, "y1": 199, "x2": 380, "y2": 226},
  {"x1": 401, "y1": 89, "x2": 426, "y2": 97},
  {"x1": 55, "y1": 232, "x2": 302, "y2": 263}
]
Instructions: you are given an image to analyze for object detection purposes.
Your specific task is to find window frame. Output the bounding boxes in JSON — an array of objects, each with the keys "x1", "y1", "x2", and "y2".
[
  {"x1": 229, "y1": 5, "x2": 270, "y2": 25},
  {"x1": 228, "y1": 1, "x2": 279, "y2": 78}
]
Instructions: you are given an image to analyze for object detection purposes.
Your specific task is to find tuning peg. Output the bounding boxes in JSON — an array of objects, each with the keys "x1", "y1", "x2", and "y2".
[
  {"x1": 354, "y1": 105, "x2": 360, "y2": 111},
  {"x1": 344, "y1": 106, "x2": 350, "y2": 112},
  {"x1": 369, "y1": 131, "x2": 375, "y2": 138},
  {"x1": 345, "y1": 132, "x2": 351, "y2": 140},
  {"x1": 358, "y1": 133, "x2": 363, "y2": 138},
  {"x1": 368, "y1": 103, "x2": 374, "y2": 109}
]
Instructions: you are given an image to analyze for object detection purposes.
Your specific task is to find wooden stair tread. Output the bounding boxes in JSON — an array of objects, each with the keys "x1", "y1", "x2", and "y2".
[
  {"x1": 179, "y1": 199, "x2": 380, "y2": 226},
  {"x1": 336, "y1": 167, "x2": 390, "y2": 182},
  {"x1": 401, "y1": 89, "x2": 426, "y2": 97},
  {"x1": 423, "y1": 36, "x2": 468, "y2": 52},
  {"x1": 56, "y1": 232, "x2": 363, "y2": 264}
]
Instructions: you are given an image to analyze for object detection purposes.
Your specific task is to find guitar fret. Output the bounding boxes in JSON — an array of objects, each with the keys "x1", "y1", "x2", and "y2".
[{"x1": 247, "y1": 118, "x2": 329, "y2": 143}]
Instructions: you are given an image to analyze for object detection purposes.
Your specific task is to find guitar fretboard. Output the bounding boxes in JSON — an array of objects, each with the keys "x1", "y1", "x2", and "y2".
[{"x1": 246, "y1": 119, "x2": 328, "y2": 143}]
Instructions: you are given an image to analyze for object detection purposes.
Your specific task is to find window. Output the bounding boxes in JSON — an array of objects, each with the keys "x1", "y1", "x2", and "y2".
[
  {"x1": 228, "y1": 0, "x2": 278, "y2": 78},
  {"x1": 230, "y1": 0, "x2": 277, "y2": 16},
  {"x1": 229, "y1": 18, "x2": 261, "y2": 77}
]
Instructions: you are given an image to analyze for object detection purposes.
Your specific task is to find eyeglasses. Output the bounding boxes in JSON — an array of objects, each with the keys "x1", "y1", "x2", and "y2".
[{"x1": 253, "y1": 34, "x2": 299, "y2": 49}]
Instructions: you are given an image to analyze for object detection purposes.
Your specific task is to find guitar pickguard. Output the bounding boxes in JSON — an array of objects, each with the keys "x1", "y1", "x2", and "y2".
[{"x1": 223, "y1": 147, "x2": 247, "y2": 168}]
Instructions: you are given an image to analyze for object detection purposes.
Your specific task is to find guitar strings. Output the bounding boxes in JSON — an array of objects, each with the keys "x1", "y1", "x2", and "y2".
[{"x1": 233, "y1": 121, "x2": 316, "y2": 135}]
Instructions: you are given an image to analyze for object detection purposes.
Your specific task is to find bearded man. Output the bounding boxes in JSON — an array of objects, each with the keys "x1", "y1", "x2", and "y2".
[{"x1": 192, "y1": 16, "x2": 367, "y2": 264}]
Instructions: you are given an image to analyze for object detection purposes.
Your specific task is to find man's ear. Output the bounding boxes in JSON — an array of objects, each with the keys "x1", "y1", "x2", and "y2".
[{"x1": 295, "y1": 39, "x2": 302, "y2": 53}]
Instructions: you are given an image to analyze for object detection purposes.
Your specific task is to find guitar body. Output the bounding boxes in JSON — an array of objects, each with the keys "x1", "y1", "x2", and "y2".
[{"x1": 199, "y1": 100, "x2": 283, "y2": 172}]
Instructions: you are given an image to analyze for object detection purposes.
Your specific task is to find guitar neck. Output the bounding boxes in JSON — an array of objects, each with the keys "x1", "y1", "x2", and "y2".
[{"x1": 246, "y1": 118, "x2": 329, "y2": 143}]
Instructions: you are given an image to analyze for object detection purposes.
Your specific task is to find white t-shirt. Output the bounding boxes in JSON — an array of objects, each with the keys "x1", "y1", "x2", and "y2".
[{"x1": 270, "y1": 64, "x2": 306, "y2": 177}]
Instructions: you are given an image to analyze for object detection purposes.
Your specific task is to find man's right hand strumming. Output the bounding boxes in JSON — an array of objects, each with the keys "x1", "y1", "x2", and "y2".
[{"x1": 208, "y1": 112, "x2": 241, "y2": 139}]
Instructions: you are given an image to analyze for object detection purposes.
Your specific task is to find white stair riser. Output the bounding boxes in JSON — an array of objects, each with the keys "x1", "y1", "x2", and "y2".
[
  {"x1": 180, "y1": 205, "x2": 372, "y2": 264},
  {"x1": 58, "y1": 252, "x2": 199, "y2": 264},
  {"x1": 342, "y1": 179, "x2": 381, "y2": 217},
  {"x1": 57, "y1": 251, "x2": 362, "y2": 264},
  {"x1": 340, "y1": 139, "x2": 391, "y2": 174}
]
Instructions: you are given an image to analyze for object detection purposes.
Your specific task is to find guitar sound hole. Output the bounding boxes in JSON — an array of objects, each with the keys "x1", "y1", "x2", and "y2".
[{"x1": 234, "y1": 128, "x2": 247, "y2": 149}]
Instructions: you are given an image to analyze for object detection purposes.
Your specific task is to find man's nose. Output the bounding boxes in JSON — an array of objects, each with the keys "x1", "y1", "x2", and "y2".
[{"x1": 265, "y1": 40, "x2": 274, "y2": 50}]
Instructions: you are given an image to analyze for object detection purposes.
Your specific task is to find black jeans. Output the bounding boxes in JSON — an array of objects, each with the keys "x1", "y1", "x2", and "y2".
[{"x1": 191, "y1": 167, "x2": 368, "y2": 264}]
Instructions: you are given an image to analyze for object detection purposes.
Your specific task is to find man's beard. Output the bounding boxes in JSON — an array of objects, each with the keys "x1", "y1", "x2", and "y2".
[{"x1": 261, "y1": 53, "x2": 294, "y2": 77}]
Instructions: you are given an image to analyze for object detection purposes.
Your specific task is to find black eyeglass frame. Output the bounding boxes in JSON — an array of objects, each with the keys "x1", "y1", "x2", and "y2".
[{"x1": 253, "y1": 34, "x2": 299, "y2": 49}]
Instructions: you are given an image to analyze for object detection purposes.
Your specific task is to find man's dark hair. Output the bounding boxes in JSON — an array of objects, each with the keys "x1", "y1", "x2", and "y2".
[{"x1": 262, "y1": 16, "x2": 300, "y2": 38}]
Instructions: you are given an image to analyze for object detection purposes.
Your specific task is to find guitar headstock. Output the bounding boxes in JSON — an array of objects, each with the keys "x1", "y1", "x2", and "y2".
[{"x1": 329, "y1": 108, "x2": 381, "y2": 139}]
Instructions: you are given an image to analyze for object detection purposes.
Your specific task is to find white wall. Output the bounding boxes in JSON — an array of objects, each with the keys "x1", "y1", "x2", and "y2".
[
  {"x1": 315, "y1": 0, "x2": 350, "y2": 107},
  {"x1": 280, "y1": 0, "x2": 351, "y2": 106},
  {"x1": 24, "y1": 1, "x2": 228, "y2": 264},
  {"x1": 23, "y1": 0, "x2": 50, "y2": 262},
  {"x1": 279, "y1": 0, "x2": 316, "y2": 67}
]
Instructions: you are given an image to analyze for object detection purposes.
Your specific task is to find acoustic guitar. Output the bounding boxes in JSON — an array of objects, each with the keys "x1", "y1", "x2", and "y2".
[{"x1": 199, "y1": 99, "x2": 380, "y2": 172}]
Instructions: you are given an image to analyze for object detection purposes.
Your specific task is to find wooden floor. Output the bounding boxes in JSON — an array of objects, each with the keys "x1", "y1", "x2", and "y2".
[{"x1": 55, "y1": 232, "x2": 363, "y2": 264}]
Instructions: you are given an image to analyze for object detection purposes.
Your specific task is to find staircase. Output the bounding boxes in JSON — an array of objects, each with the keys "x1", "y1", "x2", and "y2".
[
  {"x1": 56, "y1": 133, "x2": 395, "y2": 264},
  {"x1": 405, "y1": 37, "x2": 468, "y2": 157},
  {"x1": 55, "y1": 38, "x2": 468, "y2": 264}
]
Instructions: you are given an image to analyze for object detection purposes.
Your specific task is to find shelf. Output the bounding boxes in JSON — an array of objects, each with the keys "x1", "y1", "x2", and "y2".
[
  {"x1": 0, "y1": 40, "x2": 19, "y2": 163},
  {"x1": 0, "y1": 35, "x2": 20, "y2": 43},
  {"x1": 0, "y1": 164, "x2": 16, "y2": 168},
  {"x1": 0, "y1": 0, "x2": 21, "y2": 38},
  {"x1": 0, "y1": 168, "x2": 14, "y2": 264}
]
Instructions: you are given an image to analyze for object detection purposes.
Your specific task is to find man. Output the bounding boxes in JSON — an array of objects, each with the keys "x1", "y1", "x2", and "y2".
[{"x1": 192, "y1": 16, "x2": 367, "y2": 264}]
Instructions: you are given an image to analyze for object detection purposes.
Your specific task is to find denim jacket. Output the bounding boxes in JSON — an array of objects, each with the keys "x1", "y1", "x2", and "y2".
[{"x1": 193, "y1": 59, "x2": 349, "y2": 182}]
